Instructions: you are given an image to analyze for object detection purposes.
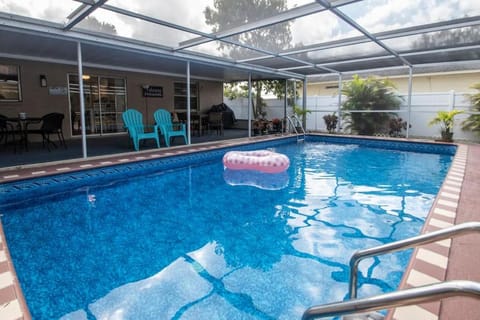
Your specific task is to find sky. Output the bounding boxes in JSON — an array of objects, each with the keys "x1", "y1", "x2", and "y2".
[{"x1": 0, "y1": 0, "x2": 479, "y2": 59}]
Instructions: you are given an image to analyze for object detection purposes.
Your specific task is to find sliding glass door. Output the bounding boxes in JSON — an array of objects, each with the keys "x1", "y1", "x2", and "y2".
[{"x1": 69, "y1": 74, "x2": 126, "y2": 136}]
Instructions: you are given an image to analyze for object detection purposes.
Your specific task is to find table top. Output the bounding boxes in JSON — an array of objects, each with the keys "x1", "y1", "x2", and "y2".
[{"x1": 7, "y1": 116, "x2": 42, "y2": 122}]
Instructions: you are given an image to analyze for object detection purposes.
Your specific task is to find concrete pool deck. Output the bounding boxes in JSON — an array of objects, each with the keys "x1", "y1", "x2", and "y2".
[{"x1": 0, "y1": 135, "x2": 478, "y2": 320}]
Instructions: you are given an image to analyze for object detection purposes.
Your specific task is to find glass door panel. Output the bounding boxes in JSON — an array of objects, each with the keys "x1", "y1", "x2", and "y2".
[
  {"x1": 69, "y1": 74, "x2": 126, "y2": 136},
  {"x1": 99, "y1": 77, "x2": 126, "y2": 133}
]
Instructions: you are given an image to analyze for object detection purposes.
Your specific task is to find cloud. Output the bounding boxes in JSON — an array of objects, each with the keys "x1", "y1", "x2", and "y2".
[
  {"x1": 0, "y1": 0, "x2": 77, "y2": 22},
  {"x1": 291, "y1": 11, "x2": 342, "y2": 46},
  {"x1": 458, "y1": 0, "x2": 480, "y2": 14},
  {"x1": 97, "y1": 0, "x2": 212, "y2": 46},
  {"x1": 1, "y1": 0, "x2": 478, "y2": 57},
  {"x1": 355, "y1": 0, "x2": 412, "y2": 32},
  {"x1": 355, "y1": 0, "x2": 480, "y2": 34}
]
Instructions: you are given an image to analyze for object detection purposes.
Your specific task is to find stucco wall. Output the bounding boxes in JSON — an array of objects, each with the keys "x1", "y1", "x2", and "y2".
[
  {"x1": 307, "y1": 71, "x2": 480, "y2": 96},
  {"x1": 0, "y1": 58, "x2": 223, "y2": 139}
]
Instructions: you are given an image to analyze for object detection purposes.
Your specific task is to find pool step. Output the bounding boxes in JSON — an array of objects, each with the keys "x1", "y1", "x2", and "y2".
[{"x1": 343, "y1": 311, "x2": 384, "y2": 320}]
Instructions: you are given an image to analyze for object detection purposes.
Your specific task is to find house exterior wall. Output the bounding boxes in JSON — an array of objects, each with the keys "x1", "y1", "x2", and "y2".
[
  {"x1": 0, "y1": 58, "x2": 223, "y2": 139},
  {"x1": 307, "y1": 71, "x2": 480, "y2": 96}
]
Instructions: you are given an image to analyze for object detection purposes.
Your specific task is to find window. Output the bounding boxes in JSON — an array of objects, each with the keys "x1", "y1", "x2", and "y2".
[
  {"x1": 0, "y1": 64, "x2": 21, "y2": 101},
  {"x1": 174, "y1": 82, "x2": 198, "y2": 111}
]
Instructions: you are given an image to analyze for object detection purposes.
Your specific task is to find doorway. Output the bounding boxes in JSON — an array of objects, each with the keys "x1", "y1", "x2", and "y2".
[{"x1": 68, "y1": 74, "x2": 127, "y2": 136}]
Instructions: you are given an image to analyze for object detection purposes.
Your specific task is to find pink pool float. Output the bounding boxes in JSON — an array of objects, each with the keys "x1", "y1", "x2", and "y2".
[{"x1": 222, "y1": 150, "x2": 290, "y2": 173}]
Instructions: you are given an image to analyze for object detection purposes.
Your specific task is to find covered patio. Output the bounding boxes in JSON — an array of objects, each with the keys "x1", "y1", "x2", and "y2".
[{"x1": 0, "y1": 127, "x2": 250, "y2": 168}]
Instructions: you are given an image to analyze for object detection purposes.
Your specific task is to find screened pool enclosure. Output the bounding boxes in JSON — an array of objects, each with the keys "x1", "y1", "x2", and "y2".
[{"x1": 0, "y1": 0, "x2": 479, "y2": 147}]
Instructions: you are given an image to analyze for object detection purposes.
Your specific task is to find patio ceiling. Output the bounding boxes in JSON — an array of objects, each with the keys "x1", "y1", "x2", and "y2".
[{"x1": 0, "y1": 0, "x2": 479, "y2": 82}]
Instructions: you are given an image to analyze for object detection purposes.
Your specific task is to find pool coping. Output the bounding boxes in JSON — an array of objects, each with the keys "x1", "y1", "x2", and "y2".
[{"x1": 0, "y1": 134, "x2": 471, "y2": 320}]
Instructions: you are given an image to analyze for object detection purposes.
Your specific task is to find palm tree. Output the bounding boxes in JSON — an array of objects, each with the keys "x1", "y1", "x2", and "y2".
[
  {"x1": 341, "y1": 75, "x2": 402, "y2": 135},
  {"x1": 462, "y1": 83, "x2": 480, "y2": 136}
]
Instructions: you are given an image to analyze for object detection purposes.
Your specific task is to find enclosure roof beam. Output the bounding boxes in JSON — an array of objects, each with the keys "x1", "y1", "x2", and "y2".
[
  {"x1": 0, "y1": 14, "x2": 304, "y2": 81},
  {"x1": 177, "y1": 1, "x2": 362, "y2": 51},
  {"x1": 177, "y1": 2, "x2": 325, "y2": 50},
  {"x1": 276, "y1": 15, "x2": 480, "y2": 58},
  {"x1": 316, "y1": 0, "x2": 412, "y2": 67},
  {"x1": 74, "y1": 0, "x2": 338, "y2": 76},
  {"x1": 64, "y1": 0, "x2": 109, "y2": 31}
]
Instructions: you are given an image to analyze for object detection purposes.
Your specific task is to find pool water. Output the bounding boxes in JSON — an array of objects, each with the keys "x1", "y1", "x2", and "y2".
[{"x1": 1, "y1": 141, "x2": 453, "y2": 319}]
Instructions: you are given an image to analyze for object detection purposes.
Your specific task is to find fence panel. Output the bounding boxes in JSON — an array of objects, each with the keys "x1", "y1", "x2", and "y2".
[{"x1": 224, "y1": 91, "x2": 478, "y2": 142}]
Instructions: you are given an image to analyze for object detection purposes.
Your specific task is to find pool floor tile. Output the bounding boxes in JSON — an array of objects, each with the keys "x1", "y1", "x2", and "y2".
[
  {"x1": 428, "y1": 218, "x2": 454, "y2": 229},
  {"x1": 416, "y1": 248, "x2": 448, "y2": 269},
  {"x1": 0, "y1": 272, "x2": 13, "y2": 291},
  {"x1": 393, "y1": 305, "x2": 438, "y2": 320},
  {"x1": 407, "y1": 269, "x2": 442, "y2": 287},
  {"x1": 0, "y1": 299, "x2": 23, "y2": 320},
  {"x1": 432, "y1": 207, "x2": 455, "y2": 218},
  {"x1": 0, "y1": 286, "x2": 17, "y2": 307}
]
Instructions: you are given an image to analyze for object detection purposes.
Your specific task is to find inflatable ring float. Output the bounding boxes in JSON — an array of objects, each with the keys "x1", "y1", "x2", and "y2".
[{"x1": 222, "y1": 150, "x2": 290, "y2": 173}]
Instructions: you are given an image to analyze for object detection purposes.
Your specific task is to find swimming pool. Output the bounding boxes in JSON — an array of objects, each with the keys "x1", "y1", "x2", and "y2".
[{"x1": 0, "y1": 137, "x2": 455, "y2": 319}]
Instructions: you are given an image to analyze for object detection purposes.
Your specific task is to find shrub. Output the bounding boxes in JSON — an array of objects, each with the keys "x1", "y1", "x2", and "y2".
[{"x1": 462, "y1": 83, "x2": 480, "y2": 136}]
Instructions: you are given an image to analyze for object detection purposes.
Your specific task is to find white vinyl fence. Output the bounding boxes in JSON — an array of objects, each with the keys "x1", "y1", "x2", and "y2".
[{"x1": 226, "y1": 91, "x2": 479, "y2": 142}]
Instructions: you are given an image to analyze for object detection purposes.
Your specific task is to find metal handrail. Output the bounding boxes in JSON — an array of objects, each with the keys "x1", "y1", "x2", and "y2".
[
  {"x1": 349, "y1": 221, "x2": 480, "y2": 299},
  {"x1": 286, "y1": 115, "x2": 305, "y2": 141},
  {"x1": 302, "y1": 280, "x2": 480, "y2": 320}
]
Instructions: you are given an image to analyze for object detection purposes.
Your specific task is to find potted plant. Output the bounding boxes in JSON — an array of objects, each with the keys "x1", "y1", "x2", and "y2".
[
  {"x1": 292, "y1": 105, "x2": 311, "y2": 130},
  {"x1": 293, "y1": 105, "x2": 311, "y2": 120},
  {"x1": 271, "y1": 118, "x2": 281, "y2": 132},
  {"x1": 428, "y1": 109, "x2": 463, "y2": 142},
  {"x1": 323, "y1": 113, "x2": 338, "y2": 133},
  {"x1": 388, "y1": 117, "x2": 407, "y2": 137}
]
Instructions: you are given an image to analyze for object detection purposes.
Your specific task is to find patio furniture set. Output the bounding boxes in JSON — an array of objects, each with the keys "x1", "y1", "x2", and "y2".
[{"x1": 123, "y1": 108, "x2": 224, "y2": 151}]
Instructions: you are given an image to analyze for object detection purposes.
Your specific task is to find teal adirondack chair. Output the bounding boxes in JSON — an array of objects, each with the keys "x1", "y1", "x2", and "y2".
[
  {"x1": 154, "y1": 109, "x2": 187, "y2": 147},
  {"x1": 122, "y1": 109, "x2": 160, "y2": 151}
]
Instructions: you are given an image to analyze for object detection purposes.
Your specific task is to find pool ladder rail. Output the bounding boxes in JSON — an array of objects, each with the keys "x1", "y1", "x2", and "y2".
[
  {"x1": 286, "y1": 115, "x2": 305, "y2": 142},
  {"x1": 302, "y1": 222, "x2": 480, "y2": 320}
]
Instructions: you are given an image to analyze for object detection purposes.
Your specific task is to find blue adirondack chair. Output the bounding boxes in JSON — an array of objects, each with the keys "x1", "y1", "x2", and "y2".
[
  {"x1": 154, "y1": 109, "x2": 187, "y2": 147},
  {"x1": 122, "y1": 109, "x2": 160, "y2": 151}
]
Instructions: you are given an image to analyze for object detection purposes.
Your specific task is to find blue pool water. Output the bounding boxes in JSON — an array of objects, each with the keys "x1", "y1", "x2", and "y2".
[{"x1": 0, "y1": 138, "x2": 453, "y2": 319}]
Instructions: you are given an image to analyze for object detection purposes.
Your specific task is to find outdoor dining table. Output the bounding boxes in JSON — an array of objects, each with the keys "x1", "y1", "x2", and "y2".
[
  {"x1": 7, "y1": 116, "x2": 42, "y2": 151},
  {"x1": 177, "y1": 112, "x2": 208, "y2": 136}
]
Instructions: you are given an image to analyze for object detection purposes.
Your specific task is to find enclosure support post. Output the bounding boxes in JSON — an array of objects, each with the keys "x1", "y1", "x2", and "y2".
[
  {"x1": 449, "y1": 89, "x2": 455, "y2": 110},
  {"x1": 284, "y1": 79, "x2": 288, "y2": 121},
  {"x1": 248, "y1": 73, "x2": 252, "y2": 138},
  {"x1": 407, "y1": 66, "x2": 413, "y2": 138},
  {"x1": 293, "y1": 79, "x2": 297, "y2": 106},
  {"x1": 337, "y1": 73, "x2": 342, "y2": 132},
  {"x1": 303, "y1": 78, "x2": 307, "y2": 129},
  {"x1": 77, "y1": 42, "x2": 87, "y2": 159},
  {"x1": 186, "y1": 61, "x2": 191, "y2": 145}
]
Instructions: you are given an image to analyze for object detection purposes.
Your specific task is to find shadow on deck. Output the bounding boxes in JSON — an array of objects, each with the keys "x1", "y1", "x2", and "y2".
[{"x1": 0, "y1": 129, "x2": 250, "y2": 169}]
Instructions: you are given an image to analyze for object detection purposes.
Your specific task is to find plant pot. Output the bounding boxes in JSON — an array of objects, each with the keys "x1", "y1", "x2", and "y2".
[{"x1": 441, "y1": 130, "x2": 453, "y2": 142}]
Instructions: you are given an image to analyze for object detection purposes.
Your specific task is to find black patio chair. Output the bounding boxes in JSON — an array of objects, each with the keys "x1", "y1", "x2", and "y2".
[
  {"x1": 0, "y1": 114, "x2": 17, "y2": 151},
  {"x1": 207, "y1": 112, "x2": 224, "y2": 135},
  {"x1": 28, "y1": 112, "x2": 67, "y2": 151}
]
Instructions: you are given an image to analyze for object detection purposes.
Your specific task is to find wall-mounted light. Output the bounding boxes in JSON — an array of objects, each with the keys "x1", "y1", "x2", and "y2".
[
  {"x1": 82, "y1": 74, "x2": 91, "y2": 80},
  {"x1": 39, "y1": 74, "x2": 47, "y2": 87},
  {"x1": 142, "y1": 84, "x2": 150, "y2": 97}
]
